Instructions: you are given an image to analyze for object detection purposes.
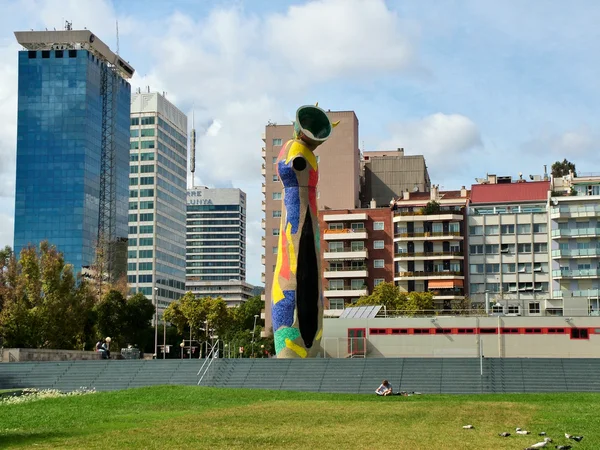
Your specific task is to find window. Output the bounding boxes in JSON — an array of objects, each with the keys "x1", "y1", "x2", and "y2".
[
  {"x1": 329, "y1": 242, "x2": 343, "y2": 252},
  {"x1": 374, "y1": 278, "x2": 385, "y2": 287},
  {"x1": 432, "y1": 223, "x2": 443, "y2": 233},
  {"x1": 502, "y1": 263, "x2": 516, "y2": 273},
  {"x1": 351, "y1": 223, "x2": 365, "y2": 230},
  {"x1": 469, "y1": 226, "x2": 483, "y2": 235},
  {"x1": 486, "y1": 264, "x2": 500, "y2": 274},
  {"x1": 139, "y1": 213, "x2": 154, "y2": 222},
  {"x1": 128, "y1": 226, "x2": 137, "y2": 234},
  {"x1": 329, "y1": 223, "x2": 343, "y2": 230},
  {"x1": 502, "y1": 282, "x2": 517, "y2": 293},
  {"x1": 329, "y1": 298, "x2": 344, "y2": 310},
  {"x1": 127, "y1": 262, "x2": 137, "y2": 271},
  {"x1": 140, "y1": 152, "x2": 154, "y2": 161},
  {"x1": 272, "y1": 228, "x2": 280, "y2": 236},
  {"x1": 273, "y1": 210, "x2": 282, "y2": 218},
  {"x1": 529, "y1": 302, "x2": 541, "y2": 314},
  {"x1": 518, "y1": 243, "x2": 531, "y2": 253},
  {"x1": 139, "y1": 189, "x2": 154, "y2": 197},
  {"x1": 373, "y1": 221, "x2": 385, "y2": 231},
  {"x1": 470, "y1": 283, "x2": 484, "y2": 293},
  {"x1": 140, "y1": 176, "x2": 154, "y2": 185},
  {"x1": 141, "y1": 128, "x2": 155, "y2": 137},
  {"x1": 141, "y1": 140, "x2": 155, "y2": 149},
  {"x1": 501, "y1": 224, "x2": 515, "y2": 234},
  {"x1": 534, "y1": 243, "x2": 547, "y2": 253},
  {"x1": 129, "y1": 178, "x2": 138, "y2": 186},
  {"x1": 139, "y1": 201, "x2": 154, "y2": 210},
  {"x1": 533, "y1": 262, "x2": 547, "y2": 273},
  {"x1": 131, "y1": 118, "x2": 139, "y2": 126},
  {"x1": 130, "y1": 154, "x2": 139, "y2": 162},
  {"x1": 487, "y1": 283, "x2": 500, "y2": 293},
  {"x1": 448, "y1": 222, "x2": 460, "y2": 233},
  {"x1": 374, "y1": 259, "x2": 385, "y2": 268},
  {"x1": 517, "y1": 224, "x2": 531, "y2": 234},
  {"x1": 570, "y1": 328, "x2": 589, "y2": 339},
  {"x1": 139, "y1": 250, "x2": 153, "y2": 258},
  {"x1": 130, "y1": 166, "x2": 139, "y2": 174},
  {"x1": 139, "y1": 238, "x2": 153, "y2": 246},
  {"x1": 129, "y1": 202, "x2": 138, "y2": 210},
  {"x1": 128, "y1": 213, "x2": 138, "y2": 222},
  {"x1": 507, "y1": 305, "x2": 520, "y2": 314},
  {"x1": 351, "y1": 241, "x2": 365, "y2": 251},
  {"x1": 485, "y1": 244, "x2": 499, "y2": 254},
  {"x1": 351, "y1": 279, "x2": 364, "y2": 290},
  {"x1": 139, "y1": 275, "x2": 153, "y2": 283},
  {"x1": 273, "y1": 138, "x2": 282, "y2": 146},
  {"x1": 501, "y1": 243, "x2": 515, "y2": 253},
  {"x1": 470, "y1": 245, "x2": 484, "y2": 254},
  {"x1": 485, "y1": 225, "x2": 499, "y2": 235},
  {"x1": 141, "y1": 165, "x2": 154, "y2": 173},
  {"x1": 329, "y1": 279, "x2": 344, "y2": 290},
  {"x1": 141, "y1": 117, "x2": 155, "y2": 125},
  {"x1": 518, "y1": 263, "x2": 532, "y2": 273},
  {"x1": 139, "y1": 225, "x2": 153, "y2": 234},
  {"x1": 373, "y1": 240, "x2": 384, "y2": 249},
  {"x1": 272, "y1": 192, "x2": 282, "y2": 200},
  {"x1": 533, "y1": 223, "x2": 547, "y2": 233},
  {"x1": 272, "y1": 157, "x2": 277, "y2": 164},
  {"x1": 470, "y1": 264, "x2": 484, "y2": 274},
  {"x1": 272, "y1": 175, "x2": 278, "y2": 182}
]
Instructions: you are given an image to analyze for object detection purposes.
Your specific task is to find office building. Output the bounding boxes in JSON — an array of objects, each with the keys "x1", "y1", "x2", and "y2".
[
  {"x1": 392, "y1": 185, "x2": 469, "y2": 309},
  {"x1": 361, "y1": 148, "x2": 431, "y2": 208},
  {"x1": 262, "y1": 111, "x2": 360, "y2": 331},
  {"x1": 467, "y1": 175, "x2": 551, "y2": 315},
  {"x1": 186, "y1": 186, "x2": 248, "y2": 306},
  {"x1": 319, "y1": 205, "x2": 394, "y2": 313},
  {"x1": 13, "y1": 30, "x2": 133, "y2": 278},
  {"x1": 128, "y1": 92, "x2": 187, "y2": 308},
  {"x1": 549, "y1": 174, "x2": 600, "y2": 315}
]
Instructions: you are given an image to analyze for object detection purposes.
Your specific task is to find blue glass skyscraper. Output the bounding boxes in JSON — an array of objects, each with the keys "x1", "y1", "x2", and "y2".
[{"x1": 13, "y1": 30, "x2": 134, "y2": 277}]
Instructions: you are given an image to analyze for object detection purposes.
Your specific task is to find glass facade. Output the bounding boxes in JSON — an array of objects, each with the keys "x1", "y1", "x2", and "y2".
[{"x1": 14, "y1": 49, "x2": 130, "y2": 273}]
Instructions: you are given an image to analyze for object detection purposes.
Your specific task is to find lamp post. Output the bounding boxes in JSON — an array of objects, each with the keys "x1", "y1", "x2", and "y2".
[
  {"x1": 163, "y1": 316, "x2": 167, "y2": 359},
  {"x1": 180, "y1": 341, "x2": 184, "y2": 360},
  {"x1": 153, "y1": 287, "x2": 159, "y2": 359},
  {"x1": 251, "y1": 314, "x2": 259, "y2": 358}
]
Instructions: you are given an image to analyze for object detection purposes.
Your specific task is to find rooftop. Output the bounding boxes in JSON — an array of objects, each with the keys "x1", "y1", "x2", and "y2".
[{"x1": 470, "y1": 181, "x2": 550, "y2": 204}]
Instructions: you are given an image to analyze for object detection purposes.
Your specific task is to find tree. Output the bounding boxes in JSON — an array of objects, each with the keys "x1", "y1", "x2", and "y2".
[
  {"x1": 94, "y1": 289, "x2": 128, "y2": 350},
  {"x1": 122, "y1": 292, "x2": 155, "y2": 349},
  {"x1": 355, "y1": 282, "x2": 404, "y2": 310},
  {"x1": 421, "y1": 200, "x2": 441, "y2": 215},
  {"x1": 552, "y1": 159, "x2": 577, "y2": 178},
  {"x1": 403, "y1": 292, "x2": 434, "y2": 316}
]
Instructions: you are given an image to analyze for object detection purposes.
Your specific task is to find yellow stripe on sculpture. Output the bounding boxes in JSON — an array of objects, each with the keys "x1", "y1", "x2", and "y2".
[
  {"x1": 272, "y1": 224, "x2": 285, "y2": 304},
  {"x1": 285, "y1": 141, "x2": 317, "y2": 170},
  {"x1": 285, "y1": 338, "x2": 307, "y2": 358},
  {"x1": 285, "y1": 222, "x2": 297, "y2": 275}
]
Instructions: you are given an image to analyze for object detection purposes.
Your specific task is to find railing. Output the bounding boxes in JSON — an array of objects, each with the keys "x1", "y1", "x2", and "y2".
[
  {"x1": 394, "y1": 209, "x2": 462, "y2": 216},
  {"x1": 395, "y1": 251, "x2": 463, "y2": 258},
  {"x1": 324, "y1": 228, "x2": 365, "y2": 234},
  {"x1": 197, "y1": 340, "x2": 220, "y2": 385},
  {"x1": 551, "y1": 205, "x2": 600, "y2": 216},
  {"x1": 395, "y1": 231, "x2": 462, "y2": 238},
  {"x1": 552, "y1": 269, "x2": 600, "y2": 278},
  {"x1": 397, "y1": 271, "x2": 462, "y2": 277},
  {"x1": 327, "y1": 286, "x2": 368, "y2": 291},
  {"x1": 554, "y1": 289, "x2": 600, "y2": 298},
  {"x1": 430, "y1": 289, "x2": 465, "y2": 296},
  {"x1": 327, "y1": 248, "x2": 366, "y2": 253},
  {"x1": 551, "y1": 228, "x2": 600, "y2": 237},
  {"x1": 552, "y1": 248, "x2": 600, "y2": 258},
  {"x1": 326, "y1": 266, "x2": 367, "y2": 271}
]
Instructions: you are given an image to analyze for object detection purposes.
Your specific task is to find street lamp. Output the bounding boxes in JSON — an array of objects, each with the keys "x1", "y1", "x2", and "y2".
[
  {"x1": 153, "y1": 287, "x2": 159, "y2": 358},
  {"x1": 251, "y1": 314, "x2": 259, "y2": 358},
  {"x1": 180, "y1": 341, "x2": 185, "y2": 360}
]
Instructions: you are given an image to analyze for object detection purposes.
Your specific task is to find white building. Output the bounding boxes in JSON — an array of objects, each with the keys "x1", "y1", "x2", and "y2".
[
  {"x1": 186, "y1": 187, "x2": 249, "y2": 306},
  {"x1": 128, "y1": 92, "x2": 187, "y2": 311},
  {"x1": 549, "y1": 173, "x2": 600, "y2": 315},
  {"x1": 467, "y1": 175, "x2": 551, "y2": 316}
]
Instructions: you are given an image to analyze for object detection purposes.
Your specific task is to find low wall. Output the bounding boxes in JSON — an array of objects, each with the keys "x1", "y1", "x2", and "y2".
[{"x1": 1, "y1": 348, "x2": 102, "y2": 363}]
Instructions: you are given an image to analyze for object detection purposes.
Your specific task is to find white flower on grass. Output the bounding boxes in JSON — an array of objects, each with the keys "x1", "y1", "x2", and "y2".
[{"x1": 0, "y1": 387, "x2": 96, "y2": 406}]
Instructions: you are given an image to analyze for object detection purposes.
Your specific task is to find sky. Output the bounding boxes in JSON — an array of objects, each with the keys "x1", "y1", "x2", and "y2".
[{"x1": 0, "y1": 0, "x2": 599, "y2": 286}]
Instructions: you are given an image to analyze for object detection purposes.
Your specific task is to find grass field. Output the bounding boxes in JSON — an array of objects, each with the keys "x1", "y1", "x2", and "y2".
[{"x1": 0, "y1": 386, "x2": 597, "y2": 449}]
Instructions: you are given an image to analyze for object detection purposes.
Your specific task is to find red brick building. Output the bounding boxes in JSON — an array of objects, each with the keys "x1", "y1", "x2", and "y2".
[{"x1": 318, "y1": 207, "x2": 394, "y2": 311}]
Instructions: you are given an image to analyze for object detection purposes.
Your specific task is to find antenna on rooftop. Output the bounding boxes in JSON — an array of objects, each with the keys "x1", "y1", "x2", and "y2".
[
  {"x1": 116, "y1": 20, "x2": 119, "y2": 55},
  {"x1": 65, "y1": 20, "x2": 72, "y2": 31},
  {"x1": 190, "y1": 109, "x2": 197, "y2": 189}
]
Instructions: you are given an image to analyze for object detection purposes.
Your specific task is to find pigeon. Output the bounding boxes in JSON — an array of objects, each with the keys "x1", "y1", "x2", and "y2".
[
  {"x1": 555, "y1": 446, "x2": 572, "y2": 450},
  {"x1": 565, "y1": 434, "x2": 583, "y2": 442},
  {"x1": 517, "y1": 430, "x2": 531, "y2": 435},
  {"x1": 462, "y1": 425, "x2": 474, "y2": 429},
  {"x1": 539, "y1": 432, "x2": 546, "y2": 436},
  {"x1": 499, "y1": 432, "x2": 511, "y2": 437},
  {"x1": 524, "y1": 438, "x2": 552, "y2": 449}
]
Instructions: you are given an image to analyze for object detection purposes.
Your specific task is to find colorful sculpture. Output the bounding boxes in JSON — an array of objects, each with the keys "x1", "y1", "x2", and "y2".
[{"x1": 271, "y1": 104, "x2": 339, "y2": 358}]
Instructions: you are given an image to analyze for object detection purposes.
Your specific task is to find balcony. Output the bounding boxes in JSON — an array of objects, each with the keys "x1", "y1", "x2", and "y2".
[
  {"x1": 261, "y1": 164, "x2": 266, "y2": 176},
  {"x1": 394, "y1": 251, "x2": 463, "y2": 260},
  {"x1": 261, "y1": 200, "x2": 266, "y2": 211},
  {"x1": 395, "y1": 271, "x2": 464, "y2": 281},
  {"x1": 261, "y1": 132, "x2": 266, "y2": 141},
  {"x1": 551, "y1": 205, "x2": 600, "y2": 219},
  {"x1": 323, "y1": 212, "x2": 368, "y2": 222},
  {"x1": 324, "y1": 249, "x2": 368, "y2": 260},
  {"x1": 553, "y1": 289, "x2": 600, "y2": 298},
  {"x1": 552, "y1": 268, "x2": 600, "y2": 279},
  {"x1": 261, "y1": 183, "x2": 266, "y2": 194},
  {"x1": 393, "y1": 212, "x2": 463, "y2": 223},
  {"x1": 430, "y1": 288, "x2": 465, "y2": 300},
  {"x1": 394, "y1": 229, "x2": 463, "y2": 241},
  {"x1": 261, "y1": 218, "x2": 265, "y2": 229},
  {"x1": 552, "y1": 248, "x2": 600, "y2": 259},
  {"x1": 551, "y1": 227, "x2": 600, "y2": 238},
  {"x1": 323, "y1": 267, "x2": 368, "y2": 278},
  {"x1": 323, "y1": 228, "x2": 368, "y2": 240},
  {"x1": 261, "y1": 272, "x2": 265, "y2": 283},
  {"x1": 261, "y1": 254, "x2": 265, "y2": 265},
  {"x1": 261, "y1": 236, "x2": 265, "y2": 247},
  {"x1": 261, "y1": 147, "x2": 266, "y2": 159},
  {"x1": 324, "y1": 287, "x2": 369, "y2": 298}
]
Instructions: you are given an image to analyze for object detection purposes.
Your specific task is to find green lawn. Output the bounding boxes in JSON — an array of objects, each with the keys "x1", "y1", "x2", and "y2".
[{"x1": 0, "y1": 386, "x2": 597, "y2": 449}]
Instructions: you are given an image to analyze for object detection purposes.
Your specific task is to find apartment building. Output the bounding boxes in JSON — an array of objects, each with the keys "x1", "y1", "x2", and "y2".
[
  {"x1": 391, "y1": 185, "x2": 469, "y2": 309},
  {"x1": 361, "y1": 148, "x2": 431, "y2": 207},
  {"x1": 467, "y1": 176, "x2": 551, "y2": 315},
  {"x1": 549, "y1": 174, "x2": 600, "y2": 315},
  {"x1": 318, "y1": 206, "x2": 394, "y2": 313},
  {"x1": 262, "y1": 111, "x2": 360, "y2": 331}
]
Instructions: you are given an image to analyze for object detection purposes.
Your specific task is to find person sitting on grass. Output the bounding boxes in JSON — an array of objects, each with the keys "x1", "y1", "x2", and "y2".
[{"x1": 376, "y1": 380, "x2": 393, "y2": 396}]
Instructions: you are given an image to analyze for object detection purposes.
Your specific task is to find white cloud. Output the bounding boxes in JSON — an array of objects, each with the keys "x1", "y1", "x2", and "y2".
[
  {"x1": 522, "y1": 125, "x2": 600, "y2": 167},
  {"x1": 0, "y1": 208, "x2": 14, "y2": 250},
  {"x1": 0, "y1": 41, "x2": 18, "y2": 199},
  {"x1": 380, "y1": 113, "x2": 483, "y2": 183}
]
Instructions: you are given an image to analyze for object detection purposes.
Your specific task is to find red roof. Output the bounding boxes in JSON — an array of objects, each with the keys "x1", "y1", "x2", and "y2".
[{"x1": 470, "y1": 181, "x2": 550, "y2": 204}]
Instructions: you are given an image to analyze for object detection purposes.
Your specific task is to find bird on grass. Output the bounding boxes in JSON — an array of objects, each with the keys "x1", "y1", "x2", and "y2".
[
  {"x1": 516, "y1": 427, "x2": 531, "y2": 435},
  {"x1": 539, "y1": 432, "x2": 546, "y2": 436},
  {"x1": 498, "y1": 432, "x2": 511, "y2": 437},
  {"x1": 462, "y1": 425, "x2": 474, "y2": 429},
  {"x1": 564, "y1": 433, "x2": 583, "y2": 442},
  {"x1": 555, "y1": 446, "x2": 571, "y2": 450},
  {"x1": 524, "y1": 437, "x2": 552, "y2": 449}
]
